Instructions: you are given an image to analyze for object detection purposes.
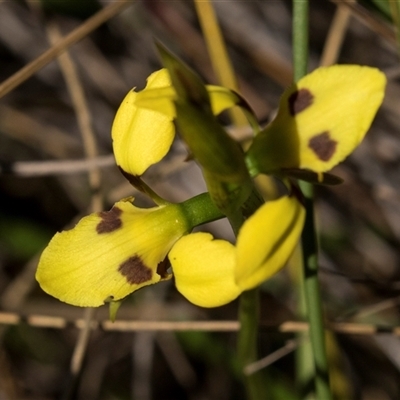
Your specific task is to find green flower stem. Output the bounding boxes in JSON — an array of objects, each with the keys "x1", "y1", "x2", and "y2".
[
  {"x1": 293, "y1": 1, "x2": 332, "y2": 398},
  {"x1": 237, "y1": 289, "x2": 268, "y2": 400},
  {"x1": 293, "y1": 0, "x2": 309, "y2": 82},
  {"x1": 299, "y1": 183, "x2": 331, "y2": 400},
  {"x1": 179, "y1": 192, "x2": 225, "y2": 228}
]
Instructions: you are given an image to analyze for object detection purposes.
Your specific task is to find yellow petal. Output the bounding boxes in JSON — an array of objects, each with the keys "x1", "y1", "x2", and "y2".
[
  {"x1": 235, "y1": 196, "x2": 305, "y2": 291},
  {"x1": 209, "y1": 85, "x2": 241, "y2": 115},
  {"x1": 247, "y1": 65, "x2": 386, "y2": 174},
  {"x1": 111, "y1": 69, "x2": 174, "y2": 176},
  {"x1": 135, "y1": 84, "x2": 240, "y2": 117},
  {"x1": 134, "y1": 86, "x2": 177, "y2": 118},
  {"x1": 169, "y1": 232, "x2": 241, "y2": 307},
  {"x1": 36, "y1": 199, "x2": 189, "y2": 307}
]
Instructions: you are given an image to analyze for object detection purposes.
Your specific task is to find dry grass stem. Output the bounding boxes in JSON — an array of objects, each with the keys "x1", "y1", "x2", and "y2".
[
  {"x1": 0, "y1": 105, "x2": 81, "y2": 158},
  {"x1": 320, "y1": 3, "x2": 352, "y2": 66},
  {"x1": 1, "y1": 311, "x2": 400, "y2": 337},
  {"x1": 244, "y1": 339, "x2": 302, "y2": 375},
  {"x1": 70, "y1": 307, "x2": 96, "y2": 376},
  {"x1": 1, "y1": 155, "x2": 115, "y2": 177}
]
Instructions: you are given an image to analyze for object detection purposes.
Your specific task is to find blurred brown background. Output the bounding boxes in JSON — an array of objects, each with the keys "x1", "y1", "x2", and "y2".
[{"x1": 0, "y1": 0, "x2": 400, "y2": 399}]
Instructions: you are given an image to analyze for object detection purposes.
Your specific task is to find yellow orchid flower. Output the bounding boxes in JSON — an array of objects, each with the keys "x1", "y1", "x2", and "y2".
[
  {"x1": 112, "y1": 68, "x2": 240, "y2": 177},
  {"x1": 170, "y1": 196, "x2": 305, "y2": 307},
  {"x1": 36, "y1": 65, "x2": 285, "y2": 310},
  {"x1": 36, "y1": 62, "x2": 385, "y2": 313}
]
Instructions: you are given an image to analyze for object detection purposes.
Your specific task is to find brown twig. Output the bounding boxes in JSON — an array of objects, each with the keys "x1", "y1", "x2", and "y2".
[
  {"x1": 1, "y1": 155, "x2": 115, "y2": 176},
  {"x1": 1, "y1": 311, "x2": 400, "y2": 336}
]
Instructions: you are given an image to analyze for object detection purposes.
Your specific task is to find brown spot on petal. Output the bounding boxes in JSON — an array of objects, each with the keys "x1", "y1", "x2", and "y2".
[
  {"x1": 308, "y1": 131, "x2": 337, "y2": 161},
  {"x1": 288, "y1": 88, "x2": 314, "y2": 116},
  {"x1": 118, "y1": 167, "x2": 142, "y2": 187},
  {"x1": 96, "y1": 206, "x2": 122, "y2": 234},
  {"x1": 118, "y1": 255, "x2": 152, "y2": 284}
]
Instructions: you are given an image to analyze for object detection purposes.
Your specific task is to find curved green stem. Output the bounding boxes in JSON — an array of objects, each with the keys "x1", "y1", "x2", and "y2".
[{"x1": 179, "y1": 192, "x2": 225, "y2": 227}]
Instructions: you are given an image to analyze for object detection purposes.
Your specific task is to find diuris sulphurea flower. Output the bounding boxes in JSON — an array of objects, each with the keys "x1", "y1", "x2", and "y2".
[
  {"x1": 36, "y1": 193, "x2": 305, "y2": 309},
  {"x1": 36, "y1": 51, "x2": 386, "y2": 315}
]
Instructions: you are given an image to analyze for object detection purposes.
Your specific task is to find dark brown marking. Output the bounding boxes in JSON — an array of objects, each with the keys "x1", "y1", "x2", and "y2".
[
  {"x1": 118, "y1": 167, "x2": 155, "y2": 197},
  {"x1": 96, "y1": 206, "x2": 122, "y2": 234},
  {"x1": 288, "y1": 88, "x2": 314, "y2": 116},
  {"x1": 157, "y1": 258, "x2": 171, "y2": 279},
  {"x1": 118, "y1": 167, "x2": 142, "y2": 187},
  {"x1": 118, "y1": 255, "x2": 152, "y2": 284},
  {"x1": 308, "y1": 131, "x2": 337, "y2": 161}
]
